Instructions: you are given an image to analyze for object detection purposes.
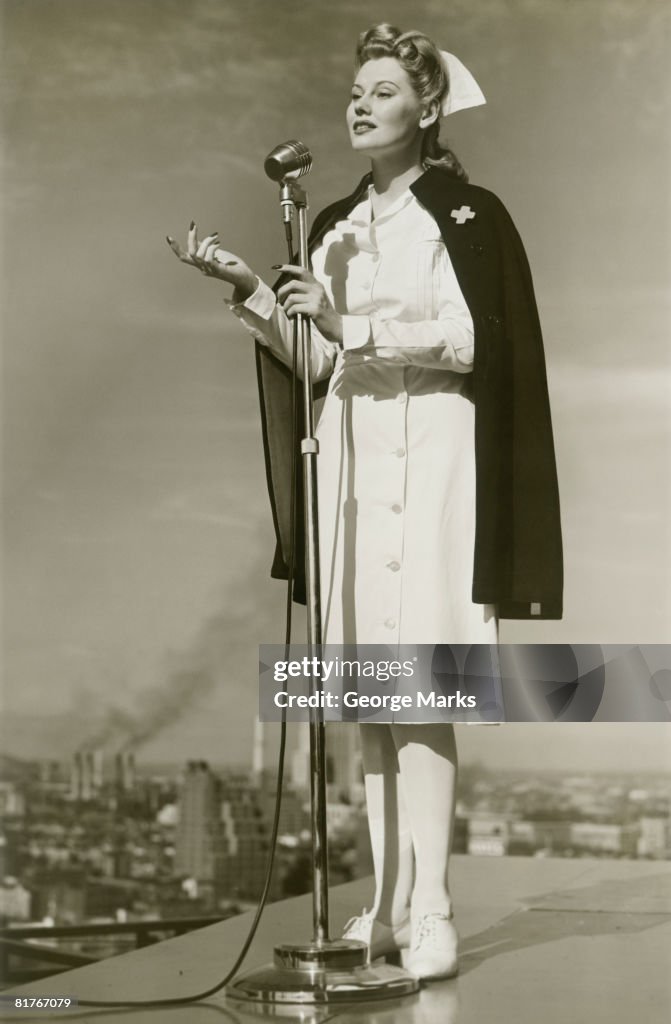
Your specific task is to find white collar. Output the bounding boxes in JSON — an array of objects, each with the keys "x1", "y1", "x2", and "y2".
[{"x1": 348, "y1": 184, "x2": 415, "y2": 227}]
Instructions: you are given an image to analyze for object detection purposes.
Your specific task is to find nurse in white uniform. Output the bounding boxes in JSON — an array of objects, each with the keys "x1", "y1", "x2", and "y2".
[{"x1": 168, "y1": 22, "x2": 495, "y2": 981}]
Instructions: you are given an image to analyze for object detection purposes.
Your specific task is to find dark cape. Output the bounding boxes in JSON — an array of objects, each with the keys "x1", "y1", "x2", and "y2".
[{"x1": 254, "y1": 165, "x2": 563, "y2": 619}]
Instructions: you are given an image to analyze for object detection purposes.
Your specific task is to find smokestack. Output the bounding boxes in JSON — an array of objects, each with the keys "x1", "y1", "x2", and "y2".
[
  {"x1": 91, "y1": 749, "x2": 104, "y2": 789},
  {"x1": 74, "y1": 551, "x2": 283, "y2": 756},
  {"x1": 290, "y1": 722, "x2": 310, "y2": 790},
  {"x1": 115, "y1": 750, "x2": 136, "y2": 792},
  {"x1": 81, "y1": 751, "x2": 93, "y2": 802},
  {"x1": 252, "y1": 718, "x2": 264, "y2": 783},
  {"x1": 70, "y1": 752, "x2": 82, "y2": 800},
  {"x1": 125, "y1": 750, "x2": 136, "y2": 791}
]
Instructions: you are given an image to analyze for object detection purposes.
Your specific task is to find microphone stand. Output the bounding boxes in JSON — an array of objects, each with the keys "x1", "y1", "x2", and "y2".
[
  {"x1": 228, "y1": 175, "x2": 419, "y2": 1010},
  {"x1": 291, "y1": 181, "x2": 330, "y2": 945}
]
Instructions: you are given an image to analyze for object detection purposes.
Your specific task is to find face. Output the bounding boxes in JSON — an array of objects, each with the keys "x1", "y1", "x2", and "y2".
[{"x1": 346, "y1": 57, "x2": 437, "y2": 157}]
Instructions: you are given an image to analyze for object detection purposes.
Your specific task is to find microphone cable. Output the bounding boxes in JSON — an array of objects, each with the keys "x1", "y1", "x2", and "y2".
[{"x1": 73, "y1": 238, "x2": 301, "y2": 1009}]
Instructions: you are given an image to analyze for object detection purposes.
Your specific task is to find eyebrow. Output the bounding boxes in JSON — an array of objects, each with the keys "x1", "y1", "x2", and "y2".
[{"x1": 351, "y1": 80, "x2": 400, "y2": 90}]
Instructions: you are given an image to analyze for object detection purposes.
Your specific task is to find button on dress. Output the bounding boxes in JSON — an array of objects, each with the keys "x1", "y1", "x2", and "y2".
[{"x1": 229, "y1": 185, "x2": 498, "y2": 648}]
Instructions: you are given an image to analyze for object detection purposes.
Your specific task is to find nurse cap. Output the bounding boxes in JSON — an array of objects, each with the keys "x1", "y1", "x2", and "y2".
[{"x1": 439, "y1": 51, "x2": 486, "y2": 116}]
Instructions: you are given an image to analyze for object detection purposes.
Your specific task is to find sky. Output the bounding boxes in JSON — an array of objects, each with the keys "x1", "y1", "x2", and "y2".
[{"x1": 1, "y1": 0, "x2": 670, "y2": 772}]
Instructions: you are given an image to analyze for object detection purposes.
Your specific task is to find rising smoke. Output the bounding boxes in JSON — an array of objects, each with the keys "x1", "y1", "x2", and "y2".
[{"x1": 79, "y1": 547, "x2": 285, "y2": 753}]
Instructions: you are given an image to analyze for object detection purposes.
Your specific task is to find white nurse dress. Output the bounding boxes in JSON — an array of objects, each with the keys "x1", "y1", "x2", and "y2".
[{"x1": 229, "y1": 184, "x2": 498, "y2": 649}]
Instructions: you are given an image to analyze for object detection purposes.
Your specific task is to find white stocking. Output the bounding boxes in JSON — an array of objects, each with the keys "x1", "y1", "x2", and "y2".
[
  {"x1": 358, "y1": 723, "x2": 414, "y2": 926},
  {"x1": 391, "y1": 723, "x2": 458, "y2": 919}
]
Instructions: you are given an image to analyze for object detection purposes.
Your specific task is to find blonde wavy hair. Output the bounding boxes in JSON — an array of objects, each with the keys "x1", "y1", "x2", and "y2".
[{"x1": 355, "y1": 23, "x2": 468, "y2": 181}]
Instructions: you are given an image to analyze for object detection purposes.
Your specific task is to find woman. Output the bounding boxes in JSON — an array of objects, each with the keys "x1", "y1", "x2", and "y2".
[{"x1": 168, "y1": 24, "x2": 562, "y2": 980}]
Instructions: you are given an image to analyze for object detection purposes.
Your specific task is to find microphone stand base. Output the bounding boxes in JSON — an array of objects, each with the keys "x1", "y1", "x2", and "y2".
[{"x1": 227, "y1": 939, "x2": 420, "y2": 1006}]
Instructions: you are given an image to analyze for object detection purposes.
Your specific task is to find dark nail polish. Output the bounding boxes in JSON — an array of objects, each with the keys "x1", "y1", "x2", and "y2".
[
  {"x1": 271, "y1": 264, "x2": 282, "y2": 269},
  {"x1": 189, "y1": 220, "x2": 195, "y2": 230},
  {"x1": 166, "y1": 235, "x2": 173, "y2": 243}
]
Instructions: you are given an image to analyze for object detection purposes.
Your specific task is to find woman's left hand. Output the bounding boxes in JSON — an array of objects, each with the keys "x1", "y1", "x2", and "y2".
[{"x1": 275, "y1": 266, "x2": 343, "y2": 346}]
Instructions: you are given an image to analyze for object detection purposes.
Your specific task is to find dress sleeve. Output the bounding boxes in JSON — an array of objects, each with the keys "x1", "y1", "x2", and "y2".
[
  {"x1": 225, "y1": 278, "x2": 337, "y2": 383},
  {"x1": 341, "y1": 245, "x2": 474, "y2": 373}
]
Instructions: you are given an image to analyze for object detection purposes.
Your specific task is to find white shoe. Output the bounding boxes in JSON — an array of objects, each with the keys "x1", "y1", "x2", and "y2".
[
  {"x1": 403, "y1": 912, "x2": 459, "y2": 980},
  {"x1": 342, "y1": 908, "x2": 411, "y2": 961}
]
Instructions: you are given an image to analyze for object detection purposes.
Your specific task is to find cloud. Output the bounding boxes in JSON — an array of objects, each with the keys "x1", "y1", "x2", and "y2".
[
  {"x1": 552, "y1": 365, "x2": 670, "y2": 406},
  {"x1": 150, "y1": 491, "x2": 259, "y2": 530},
  {"x1": 59, "y1": 643, "x2": 100, "y2": 660}
]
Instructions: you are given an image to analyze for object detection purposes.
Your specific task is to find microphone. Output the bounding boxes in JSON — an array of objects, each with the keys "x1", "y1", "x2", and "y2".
[{"x1": 264, "y1": 140, "x2": 312, "y2": 182}]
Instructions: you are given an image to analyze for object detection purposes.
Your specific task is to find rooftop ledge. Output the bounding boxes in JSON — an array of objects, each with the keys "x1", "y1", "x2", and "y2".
[{"x1": 3, "y1": 854, "x2": 670, "y2": 1023}]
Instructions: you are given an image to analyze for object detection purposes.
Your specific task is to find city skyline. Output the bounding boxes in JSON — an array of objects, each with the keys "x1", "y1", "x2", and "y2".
[{"x1": 2, "y1": 720, "x2": 671, "y2": 775}]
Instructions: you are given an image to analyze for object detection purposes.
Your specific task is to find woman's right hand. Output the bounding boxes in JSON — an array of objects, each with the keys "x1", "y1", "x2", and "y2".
[{"x1": 166, "y1": 221, "x2": 258, "y2": 300}]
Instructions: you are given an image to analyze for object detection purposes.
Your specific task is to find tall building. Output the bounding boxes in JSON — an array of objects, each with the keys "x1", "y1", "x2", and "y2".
[
  {"x1": 217, "y1": 774, "x2": 282, "y2": 902},
  {"x1": 325, "y1": 724, "x2": 362, "y2": 802},
  {"x1": 290, "y1": 722, "x2": 310, "y2": 790},
  {"x1": 291, "y1": 724, "x2": 363, "y2": 802},
  {"x1": 257, "y1": 775, "x2": 309, "y2": 839},
  {"x1": 174, "y1": 761, "x2": 221, "y2": 882}
]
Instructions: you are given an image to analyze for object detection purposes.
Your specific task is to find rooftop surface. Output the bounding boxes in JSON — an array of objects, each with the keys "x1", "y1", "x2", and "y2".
[{"x1": 3, "y1": 854, "x2": 670, "y2": 1023}]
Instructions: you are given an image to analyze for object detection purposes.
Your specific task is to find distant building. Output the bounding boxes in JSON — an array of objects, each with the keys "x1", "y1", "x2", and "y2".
[
  {"x1": 325, "y1": 725, "x2": 362, "y2": 802},
  {"x1": 541, "y1": 820, "x2": 574, "y2": 854},
  {"x1": 217, "y1": 775, "x2": 280, "y2": 902},
  {"x1": 39, "y1": 761, "x2": 64, "y2": 785},
  {"x1": 156, "y1": 803, "x2": 179, "y2": 827},
  {"x1": 252, "y1": 718, "x2": 264, "y2": 783},
  {"x1": 174, "y1": 761, "x2": 221, "y2": 882},
  {"x1": 289, "y1": 724, "x2": 363, "y2": 804},
  {"x1": 256, "y1": 778, "x2": 308, "y2": 839},
  {"x1": 0, "y1": 877, "x2": 31, "y2": 921},
  {"x1": 326, "y1": 801, "x2": 357, "y2": 834},
  {"x1": 28, "y1": 868, "x2": 87, "y2": 923},
  {"x1": 467, "y1": 813, "x2": 510, "y2": 856},
  {"x1": 569, "y1": 822, "x2": 638, "y2": 857},
  {"x1": 508, "y1": 820, "x2": 539, "y2": 855},
  {"x1": 174, "y1": 762, "x2": 282, "y2": 903},
  {"x1": 85, "y1": 877, "x2": 141, "y2": 919},
  {"x1": 0, "y1": 782, "x2": 25, "y2": 817},
  {"x1": 452, "y1": 814, "x2": 468, "y2": 854},
  {"x1": 290, "y1": 723, "x2": 310, "y2": 790},
  {"x1": 353, "y1": 808, "x2": 374, "y2": 877},
  {"x1": 69, "y1": 752, "x2": 82, "y2": 800},
  {"x1": 637, "y1": 816, "x2": 670, "y2": 859}
]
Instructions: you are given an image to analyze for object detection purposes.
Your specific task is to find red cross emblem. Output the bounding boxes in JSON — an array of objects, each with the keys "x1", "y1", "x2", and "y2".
[{"x1": 450, "y1": 205, "x2": 476, "y2": 225}]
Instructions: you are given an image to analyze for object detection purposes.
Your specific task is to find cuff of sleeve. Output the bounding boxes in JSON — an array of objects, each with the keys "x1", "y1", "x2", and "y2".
[
  {"x1": 453, "y1": 341, "x2": 474, "y2": 367},
  {"x1": 341, "y1": 315, "x2": 372, "y2": 350},
  {"x1": 226, "y1": 277, "x2": 276, "y2": 320}
]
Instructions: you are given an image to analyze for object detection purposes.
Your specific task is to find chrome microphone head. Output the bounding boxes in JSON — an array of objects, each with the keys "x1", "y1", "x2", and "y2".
[{"x1": 264, "y1": 140, "x2": 312, "y2": 182}]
